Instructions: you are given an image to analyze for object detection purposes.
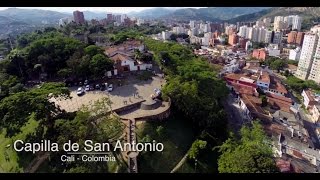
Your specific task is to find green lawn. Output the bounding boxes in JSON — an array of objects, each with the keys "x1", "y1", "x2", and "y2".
[
  {"x1": 0, "y1": 114, "x2": 39, "y2": 172},
  {"x1": 136, "y1": 115, "x2": 195, "y2": 173}
]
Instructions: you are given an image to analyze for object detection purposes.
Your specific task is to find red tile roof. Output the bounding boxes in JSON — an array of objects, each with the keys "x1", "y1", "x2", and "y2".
[
  {"x1": 110, "y1": 54, "x2": 132, "y2": 62},
  {"x1": 241, "y1": 94, "x2": 265, "y2": 115},
  {"x1": 266, "y1": 92, "x2": 293, "y2": 113}
]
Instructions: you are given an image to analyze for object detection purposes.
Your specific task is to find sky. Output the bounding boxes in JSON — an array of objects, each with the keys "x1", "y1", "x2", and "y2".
[{"x1": 0, "y1": 7, "x2": 203, "y2": 13}]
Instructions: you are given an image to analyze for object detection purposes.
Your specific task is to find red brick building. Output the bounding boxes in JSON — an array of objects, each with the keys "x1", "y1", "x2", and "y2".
[
  {"x1": 252, "y1": 49, "x2": 267, "y2": 60},
  {"x1": 239, "y1": 38, "x2": 248, "y2": 49},
  {"x1": 287, "y1": 31, "x2": 305, "y2": 46},
  {"x1": 228, "y1": 33, "x2": 238, "y2": 46},
  {"x1": 73, "y1": 10, "x2": 85, "y2": 24}
]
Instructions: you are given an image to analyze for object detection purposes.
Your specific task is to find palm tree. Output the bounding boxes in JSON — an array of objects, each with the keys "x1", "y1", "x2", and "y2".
[{"x1": 134, "y1": 49, "x2": 142, "y2": 60}]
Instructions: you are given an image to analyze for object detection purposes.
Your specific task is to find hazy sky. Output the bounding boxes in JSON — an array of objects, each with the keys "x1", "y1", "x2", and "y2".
[{"x1": 0, "y1": 7, "x2": 203, "y2": 13}]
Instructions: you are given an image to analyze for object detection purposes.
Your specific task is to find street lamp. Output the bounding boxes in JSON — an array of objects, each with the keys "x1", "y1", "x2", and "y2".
[{"x1": 195, "y1": 159, "x2": 198, "y2": 172}]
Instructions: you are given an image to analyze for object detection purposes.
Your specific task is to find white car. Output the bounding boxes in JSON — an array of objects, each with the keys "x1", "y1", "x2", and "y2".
[
  {"x1": 85, "y1": 85, "x2": 90, "y2": 91},
  {"x1": 77, "y1": 87, "x2": 84, "y2": 96},
  {"x1": 108, "y1": 84, "x2": 113, "y2": 92}
]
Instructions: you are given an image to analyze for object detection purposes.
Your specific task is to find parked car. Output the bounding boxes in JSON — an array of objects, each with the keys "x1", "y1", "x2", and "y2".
[
  {"x1": 108, "y1": 84, "x2": 113, "y2": 92},
  {"x1": 85, "y1": 85, "x2": 90, "y2": 91},
  {"x1": 100, "y1": 83, "x2": 105, "y2": 91},
  {"x1": 89, "y1": 85, "x2": 95, "y2": 91},
  {"x1": 77, "y1": 87, "x2": 84, "y2": 96},
  {"x1": 95, "y1": 84, "x2": 100, "y2": 89},
  {"x1": 84, "y1": 80, "x2": 89, "y2": 85}
]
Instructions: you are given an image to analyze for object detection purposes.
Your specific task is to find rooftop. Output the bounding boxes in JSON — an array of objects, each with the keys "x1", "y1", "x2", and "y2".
[
  {"x1": 110, "y1": 53, "x2": 133, "y2": 62},
  {"x1": 258, "y1": 71, "x2": 271, "y2": 84},
  {"x1": 241, "y1": 94, "x2": 265, "y2": 116}
]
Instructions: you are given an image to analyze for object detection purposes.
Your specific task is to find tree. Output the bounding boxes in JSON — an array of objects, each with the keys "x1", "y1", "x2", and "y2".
[
  {"x1": 261, "y1": 95, "x2": 268, "y2": 107},
  {"x1": 134, "y1": 49, "x2": 142, "y2": 60},
  {"x1": 0, "y1": 82, "x2": 70, "y2": 137},
  {"x1": 217, "y1": 121, "x2": 278, "y2": 173},
  {"x1": 188, "y1": 139, "x2": 207, "y2": 160},
  {"x1": 89, "y1": 54, "x2": 114, "y2": 79},
  {"x1": 84, "y1": 45, "x2": 104, "y2": 57},
  {"x1": 156, "y1": 126, "x2": 165, "y2": 139},
  {"x1": 270, "y1": 59, "x2": 285, "y2": 72}
]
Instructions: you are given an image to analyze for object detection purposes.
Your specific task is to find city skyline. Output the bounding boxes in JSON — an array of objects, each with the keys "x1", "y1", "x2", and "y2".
[{"x1": 0, "y1": 7, "x2": 204, "y2": 14}]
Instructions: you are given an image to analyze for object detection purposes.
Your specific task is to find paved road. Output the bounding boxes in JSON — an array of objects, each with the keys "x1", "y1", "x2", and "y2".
[
  {"x1": 298, "y1": 109, "x2": 320, "y2": 149},
  {"x1": 272, "y1": 72, "x2": 320, "y2": 148}
]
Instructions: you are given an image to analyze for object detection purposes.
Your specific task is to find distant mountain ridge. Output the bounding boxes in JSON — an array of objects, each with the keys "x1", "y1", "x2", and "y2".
[
  {"x1": 160, "y1": 7, "x2": 270, "y2": 21},
  {"x1": 0, "y1": 8, "x2": 69, "y2": 24},
  {"x1": 228, "y1": 7, "x2": 320, "y2": 23},
  {"x1": 128, "y1": 8, "x2": 176, "y2": 19}
]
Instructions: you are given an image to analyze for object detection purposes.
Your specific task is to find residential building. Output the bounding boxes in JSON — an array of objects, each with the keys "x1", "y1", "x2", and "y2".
[
  {"x1": 273, "y1": 31, "x2": 283, "y2": 44},
  {"x1": 289, "y1": 47, "x2": 301, "y2": 61},
  {"x1": 267, "y1": 44, "x2": 281, "y2": 57},
  {"x1": 301, "y1": 89, "x2": 319, "y2": 110},
  {"x1": 252, "y1": 49, "x2": 267, "y2": 60},
  {"x1": 287, "y1": 31, "x2": 298, "y2": 44},
  {"x1": 274, "y1": 20, "x2": 286, "y2": 31},
  {"x1": 228, "y1": 33, "x2": 238, "y2": 46},
  {"x1": 238, "y1": 38, "x2": 248, "y2": 49},
  {"x1": 107, "y1": 14, "x2": 113, "y2": 21},
  {"x1": 238, "y1": 25, "x2": 248, "y2": 38},
  {"x1": 296, "y1": 32, "x2": 305, "y2": 46},
  {"x1": 256, "y1": 20, "x2": 264, "y2": 27},
  {"x1": 288, "y1": 31, "x2": 305, "y2": 46},
  {"x1": 245, "y1": 41, "x2": 252, "y2": 51},
  {"x1": 263, "y1": 17, "x2": 271, "y2": 27},
  {"x1": 189, "y1": 20, "x2": 196, "y2": 28},
  {"x1": 295, "y1": 33, "x2": 319, "y2": 80},
  {"x1": 311, "y1": 105, "x2": 320, "y2": 123},
  {"x1": 73, "y1": 10, "x2": 85, "y2": 24},
  {"x1": 311, "y1": 25, "x2": 320, "y2": 34},
  {"x1": 291, "y1": 15, "x2": 302, "y2": 31},
  {"x1": 265, "y1": 31, "x2": 273, "y2": 43},
  {"x1": 136, "y1": 18, "x2": 144, "y2": 26},
  {"x1": 308, "y1": 35, "x2": 320, "y2": 84},
  {"x1": 161, "y1": 31, "x2": 172, "y2": 40},
  {"x1": 225, "y1": 24, "x2": 237, "y2": 36},
  {"x1": 59, "y1": 17, "x2": 72, "y2": 26},
  {"x1": 173, "y1": 26, "x2": 185, "y2": 34}
]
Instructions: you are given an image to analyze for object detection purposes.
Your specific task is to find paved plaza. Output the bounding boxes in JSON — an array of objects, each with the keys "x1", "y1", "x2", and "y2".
[{"x1": 51, "y1": 75, "x2": 165, "y2": 112}]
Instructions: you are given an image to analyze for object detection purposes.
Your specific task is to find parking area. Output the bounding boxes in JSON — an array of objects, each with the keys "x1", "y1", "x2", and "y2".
[{"x1": 51, "y1": 74, "x2": 165, "y2": 112}]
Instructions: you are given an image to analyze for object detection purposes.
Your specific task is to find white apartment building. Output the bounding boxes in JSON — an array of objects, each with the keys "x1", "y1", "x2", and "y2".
[
  {"x1": 289, "y1": 47, "x2": 301, "y2": 61},
  {"x1": 295, "y1": 33, "x2": 319, "y2": 80},
  {"x1": 263, "y1": 18, "x2": 271, "y2": 27},
  {"x1": 238, "y1": 25, "x2": 248, "y2": 38},
  {"x1": 59, "y1": 17, "x2": 73, "y2": 26},
  {"x1": 190, "y1": 20, "x2": 196, "y2": 28},
  {"x1": 256, "y1": 20, "x2": 264, "y2": 27},
  {"x1": 292, "y1": 15, "x2": 302, "y2": 31},
  {"x1": 274, "y1": 16, "x2": 284, "y2": 23},
  {"x1": 162, "y1": 31, "x2": 172, "y2": 40},
  {"x1": 245, "y1": 41, "x2": 252, "y2": 51},
  {"x1": 201, "y1": 37, "x2": 210, "y2": 46},
  {"x1": 173, "y1": 26, "x2": 185, "y2": 34},
  {"x1": 267, "y1": 44, "x2": 281, "y2": 57},
  {"x1": 308, "y1": 34, "x2": 320, "y2": 83},
  {"x1": 136, "y1": 18, "x2": 145, "y2": 26},
  {"x1": 311, "y1": 25, "x2": 320, "y2": 34}
]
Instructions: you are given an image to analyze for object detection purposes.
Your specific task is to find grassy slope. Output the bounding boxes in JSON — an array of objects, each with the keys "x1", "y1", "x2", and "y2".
[
  {"x1": 136, "y1": 115, "x2": 195, "y2": 173},
  {"x1": 0, "y1": 114, "x2": 38, "y2": 172}
]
